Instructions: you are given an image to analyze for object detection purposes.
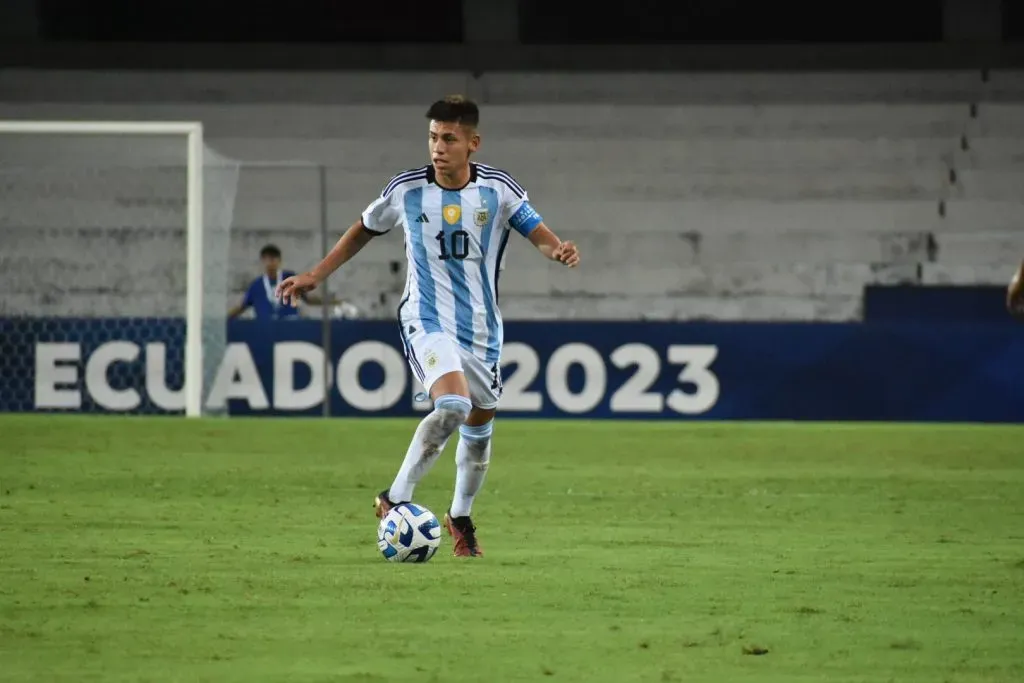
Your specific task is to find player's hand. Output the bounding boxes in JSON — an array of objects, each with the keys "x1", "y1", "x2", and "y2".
[
  {"x1": 276, "y1": 272, "x2": 318, "y2": 307},
  {"x1": 1008, "y1": 260, "x2": 1024, "y2": 319},
  {"x1": 553, "y1": 240, "x2": 580, "y2": 268}
]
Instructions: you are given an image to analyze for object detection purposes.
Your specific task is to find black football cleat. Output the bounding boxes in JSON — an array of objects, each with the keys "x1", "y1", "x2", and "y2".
[
  {"x1": 444, "y1": 511, "x2": 483, "y2": 557},
  {"x1": 373, "y1": 489, "x2": 396, "y2": 520}
]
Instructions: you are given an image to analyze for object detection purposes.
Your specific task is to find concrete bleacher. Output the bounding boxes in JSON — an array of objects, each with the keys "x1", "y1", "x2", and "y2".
[
  {"x1": 0, "y1": 69, "x2": 989, "y2": 104},
  {"x1": 1, "y1": 69, "x2": 1022, "y2": 321}
]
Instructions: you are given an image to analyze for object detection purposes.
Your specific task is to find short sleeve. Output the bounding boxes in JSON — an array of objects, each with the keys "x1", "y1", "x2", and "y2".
[
  {"x1": 361, "y1": 192, "x2": 400, "y2": 235},
  {"x1": 505, "y1": 187, "x2": 543, "y2": 238}
]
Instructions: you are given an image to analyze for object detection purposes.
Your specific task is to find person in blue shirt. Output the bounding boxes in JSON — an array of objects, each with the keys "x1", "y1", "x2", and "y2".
[{"x1": 229, "y1": 244, "x2": 320, "y2": 320}]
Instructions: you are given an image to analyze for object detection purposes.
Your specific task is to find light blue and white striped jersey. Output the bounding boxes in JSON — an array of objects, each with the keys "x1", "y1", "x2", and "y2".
[{"x1": 361, "y1": 163, "x2": 543, "y2": 364}]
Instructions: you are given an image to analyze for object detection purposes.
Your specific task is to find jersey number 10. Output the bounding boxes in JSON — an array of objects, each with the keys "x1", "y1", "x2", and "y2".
[{"x1": 436, "y1": 230, "x2": 470, "y2": 261}]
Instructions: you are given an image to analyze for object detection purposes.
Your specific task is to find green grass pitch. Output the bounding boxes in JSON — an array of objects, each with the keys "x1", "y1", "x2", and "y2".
[{"x1": 2, "y1": 415, "x2": 1023, "y2": 682}]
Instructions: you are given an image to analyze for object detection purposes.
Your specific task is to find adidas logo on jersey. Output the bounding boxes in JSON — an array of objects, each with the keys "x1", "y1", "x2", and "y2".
[{"x1": 414, "y1": 213, "x2": 429, "y2": 223}]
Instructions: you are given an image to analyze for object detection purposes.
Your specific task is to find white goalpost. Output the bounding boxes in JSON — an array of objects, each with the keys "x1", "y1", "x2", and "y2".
[{"x1": 0, "y1": 120, "x2": 240, "y2": 418}]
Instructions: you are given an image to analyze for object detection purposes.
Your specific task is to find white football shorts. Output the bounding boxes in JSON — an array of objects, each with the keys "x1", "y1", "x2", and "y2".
[{"x1": 402, "y1": 329, "x2": 502, "y2": 410}]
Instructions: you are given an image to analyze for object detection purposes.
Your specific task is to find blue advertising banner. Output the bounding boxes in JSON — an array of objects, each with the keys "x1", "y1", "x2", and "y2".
[{"x1": 1, "y1": 318, "x2": 1022, "y2": 422}]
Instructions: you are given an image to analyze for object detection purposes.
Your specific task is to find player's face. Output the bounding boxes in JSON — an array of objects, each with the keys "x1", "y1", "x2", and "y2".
[
  {"x1": 428, "y1": 120, "x2": 479, "y2": 174},
  {"x1": 261, "y1": 255, "x2": 281, "y2": 274}
]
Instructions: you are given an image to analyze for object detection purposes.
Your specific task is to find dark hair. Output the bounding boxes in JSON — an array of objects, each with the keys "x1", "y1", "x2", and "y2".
[
  {"x1": 260, "y1": 244, "x2": 281, "y2": 259},
  {"x1": 425, "y1": 95, "x2": 479, "y2": 128}
]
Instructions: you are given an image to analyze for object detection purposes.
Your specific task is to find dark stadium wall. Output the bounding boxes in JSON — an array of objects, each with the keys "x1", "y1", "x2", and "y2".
[{"x1": 4, "y1": 0, "x2": 1024, "y2": 70}]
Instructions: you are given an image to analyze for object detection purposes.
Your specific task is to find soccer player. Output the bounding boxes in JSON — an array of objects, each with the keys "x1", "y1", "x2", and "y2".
[
  {"x1": 1008, "y1": 259, "x2": 1024, "y2": 318},
  {"x1": 276, "y1": 95, "x2": 580, "y2": 557}
]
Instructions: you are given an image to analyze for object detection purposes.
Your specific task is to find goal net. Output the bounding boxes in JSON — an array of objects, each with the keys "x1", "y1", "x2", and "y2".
[{"x1": 0, "y1": 122, "x2": 240, "y2": 417}]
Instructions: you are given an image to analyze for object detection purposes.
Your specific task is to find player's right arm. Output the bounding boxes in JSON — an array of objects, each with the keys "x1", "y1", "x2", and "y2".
[
  {"x1": 276, "y1": 221, "x2": 374, "y2": 306},
  {"x1": 1008, "y1": 259, "x2": 1024, "y2": 318},
  {"x1": 277, "y1": 183, "x2": 401, "y2": 306}
]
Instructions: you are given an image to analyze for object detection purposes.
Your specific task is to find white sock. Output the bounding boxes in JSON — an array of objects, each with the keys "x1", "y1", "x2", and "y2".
[
  {"x1": 388, "y1": 394, "x2": 470, "y2": 503},
  {"x1": 450, "y1": 420, "x2": 493, "y2": 518}
]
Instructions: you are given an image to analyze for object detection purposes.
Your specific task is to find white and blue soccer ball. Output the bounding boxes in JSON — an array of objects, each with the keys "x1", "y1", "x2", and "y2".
[{"x1": 377, "y1": 503, "x2": 441, "y2": 563}]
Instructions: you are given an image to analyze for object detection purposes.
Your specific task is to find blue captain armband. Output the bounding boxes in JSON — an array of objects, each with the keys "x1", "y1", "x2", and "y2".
[{"x1": 508, "y1": 202, "x2": 542, "y2": 236}]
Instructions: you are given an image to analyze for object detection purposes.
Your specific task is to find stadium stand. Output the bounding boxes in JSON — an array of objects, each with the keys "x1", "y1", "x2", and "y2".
[{"x1": 1, "y1": 69, "x2": 1021, "y2": 320}]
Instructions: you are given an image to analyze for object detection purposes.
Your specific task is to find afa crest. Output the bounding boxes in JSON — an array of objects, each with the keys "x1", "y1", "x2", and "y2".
[
  {"x1": 443, "y1": 205, "x2": 461, "y2": 225},
  {"x1": 474, "y1": 209, "x2": 489, "y2": 226}
]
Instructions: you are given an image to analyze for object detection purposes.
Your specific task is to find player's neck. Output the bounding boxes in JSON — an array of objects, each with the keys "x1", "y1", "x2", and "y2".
[
  {"x1": 434, "y1": 164, "x2": 471, "y2": 190},
  {"x1": 265, "y1": 269, "x2": 278, "y2": 279}
]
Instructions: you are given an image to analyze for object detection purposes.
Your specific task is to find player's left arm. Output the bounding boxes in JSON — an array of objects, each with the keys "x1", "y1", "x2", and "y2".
[
  {"x1": 527, "y1": 223, "x2": 579, "y2": 268},
  {"x1": 506, "y1": 189, "x2": 579, "y2": 268}
]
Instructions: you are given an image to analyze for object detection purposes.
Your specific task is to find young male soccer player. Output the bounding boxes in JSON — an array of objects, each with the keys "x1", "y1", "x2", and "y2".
[{"x1": 276, "y1": 95, "x2": 580, "y2": 557}]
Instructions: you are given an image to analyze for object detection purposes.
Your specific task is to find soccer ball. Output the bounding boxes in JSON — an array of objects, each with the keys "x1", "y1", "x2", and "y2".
[{"x1": 377, "y1": 503, "x2": 442, "y2": 563}]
